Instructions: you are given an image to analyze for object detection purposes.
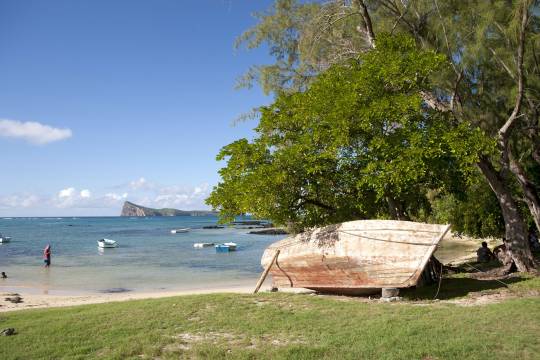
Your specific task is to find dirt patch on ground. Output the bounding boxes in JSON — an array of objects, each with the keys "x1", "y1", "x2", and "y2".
[
  {"x1": 446, "y1": 289, "x2": 540, "y2": 306},
  {"x1": 164, "y1": 332, "x2": 306, "y2": 352},
  {"x1": 252, "y1": 297, "x2": 317, "y2": 311}
]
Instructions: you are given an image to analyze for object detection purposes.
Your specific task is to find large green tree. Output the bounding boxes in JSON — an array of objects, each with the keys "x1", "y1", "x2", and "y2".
[
  {"x1": 233, "y1": 0, "x2": 540, "y2": 271},
  {"x1": 208, "y1": 35, "x2": 489, "y2": 233}
]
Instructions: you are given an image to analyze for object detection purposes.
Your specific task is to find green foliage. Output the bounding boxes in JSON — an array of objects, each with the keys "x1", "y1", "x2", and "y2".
[
  {"x1": 429, "y1": 178, "x2": 505, "y2": 238},
  {"x1": 208, "y1": 34, "x2": 492, "y2": 230},
  {"x1": 234, "y1": 0, "x2": 540, "y2": 236},
  {"x1": 235, "y1": 0, "x2": 321, "y2": 94}
]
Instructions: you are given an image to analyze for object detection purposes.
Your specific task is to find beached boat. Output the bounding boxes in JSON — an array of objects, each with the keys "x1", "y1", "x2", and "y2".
[
  {"x1": 0, "y1": 234, "x2": 11, "y2": 243},
  {"x1": 260, "y1": 220, "x2": 451, "y2": 295},
  {"x1": 193, "y1": 242, "x2": 215, "y2": 248},
  {"x1": 171, "y1": 228, "x2": 190, "y2": 234},
  {"x1": 97, "y1": 238, "x2": 118, "y2": 248},
  {"x1": 215, "y1": 242, "x2": 237, "y2": 252}
]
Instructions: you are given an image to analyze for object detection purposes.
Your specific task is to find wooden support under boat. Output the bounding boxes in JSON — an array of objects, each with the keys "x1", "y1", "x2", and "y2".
[
  {"x1": 253, "y1": 250, "x2": 280, "y2": 294},
  {"x1": 260, "y1": 220, "x2": 451, "y2": 295}
]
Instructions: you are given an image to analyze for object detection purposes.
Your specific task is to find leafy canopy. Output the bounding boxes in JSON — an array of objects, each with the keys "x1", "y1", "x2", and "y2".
[{"x1": 207, "y1": 34, "x2": 492, "y2": 231}]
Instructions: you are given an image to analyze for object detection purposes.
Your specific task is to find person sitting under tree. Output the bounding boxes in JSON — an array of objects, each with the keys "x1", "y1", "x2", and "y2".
[{"x1": 477, "y1": 241, "x2": 495, "y2": 263}]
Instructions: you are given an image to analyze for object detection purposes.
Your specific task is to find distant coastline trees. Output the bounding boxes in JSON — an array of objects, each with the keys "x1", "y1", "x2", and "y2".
[{"x1": 207, "y1": 0, "x2": 540, "y2": 271}]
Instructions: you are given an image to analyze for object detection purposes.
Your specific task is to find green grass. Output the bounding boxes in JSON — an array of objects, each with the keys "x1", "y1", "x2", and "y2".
[{"x1": 1, "y1": 274, "x2": 540, "y2": 360}]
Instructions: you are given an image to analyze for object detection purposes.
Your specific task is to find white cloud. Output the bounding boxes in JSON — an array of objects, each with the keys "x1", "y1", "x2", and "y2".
[
  {"x1": 55, "y1": 187, "x2": 77, "y2": 208},
  {"x1": 129, "y1": 177, "x2": 149, "y2": 190},
  {"x1": 0, "y1": 179, "x2": 212, "y2": 215},
  {"x1": 55, "y1": 188, "x2": 93, "y2": 207},
  {"x1": 105, "y1": 192, "x2": 128, "y2": 201},
  {"x1": 58, "y1": 187, "x2": 76, "y2": 198},
  {"x1": 0, "y1": 194, "x2": 40, "y2": 209},
  {"x1": 110, "y1": 179, "x2": 210, "y2": 209},
  {"x1": 149, "y1": 183, "x2": 210, "y2": 208},
  {"x1": 0, "y1": 119, "x2": 72, "y2": 145}
]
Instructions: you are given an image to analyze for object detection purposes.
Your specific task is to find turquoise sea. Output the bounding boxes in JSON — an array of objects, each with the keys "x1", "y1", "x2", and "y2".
[{"x1": 0, "y1": 216, "x2": 283, "y2": 294}]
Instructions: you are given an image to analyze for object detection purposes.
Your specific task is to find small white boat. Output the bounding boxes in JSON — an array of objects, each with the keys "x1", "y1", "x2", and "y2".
[
  {"x1": 98, "y1": 238, "x2": 117, "y2": 248},
  {"x1": 193, "y1": 242, "x2": 215, "y2": 248},
  {"x1": 0, "y1": 234, "x2": 11, "y2": 243},
  {"x1": 215, "y1": 242, "x2": 238, "y2": 252},
  {"x1": 171, "y1": 228, "x2": 190, "y2": 234}
]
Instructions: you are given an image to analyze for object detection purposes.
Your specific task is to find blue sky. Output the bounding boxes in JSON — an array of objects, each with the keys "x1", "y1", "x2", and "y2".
[{"x1": 0, "y1": 0, "x2": 274, "y2": 216}]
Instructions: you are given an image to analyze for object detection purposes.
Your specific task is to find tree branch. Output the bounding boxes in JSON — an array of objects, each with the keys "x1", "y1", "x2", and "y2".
[
  {"x1": 498, "y1": 1, "x2": 529, "y2": 146},
  {"x1": 353, "y1": 0, "x2": 376, "y2": 48},
  {"x1": 420, "y1": 90, "x2": 451, "y2": 112},
  {"x1": 509, "y1": 145, "x2": 540, "y2": 232},
  {"x1": 383, "y1": 0, "x2": 417, "y2": 36},
  {"x1": 489, "y1": 47, "x2": 516, "y2": 80},
  {"x1": 450, "y1": 70, "x2": 463, "y2": 113},
  {"x1": 433, "y1": 0, "x2": 460, "y2": 76},
  {"x1": 297, "y1": 197, "x2": 336, "y2": 212}
]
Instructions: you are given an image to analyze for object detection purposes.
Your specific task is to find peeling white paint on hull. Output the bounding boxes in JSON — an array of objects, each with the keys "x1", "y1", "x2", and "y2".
[{"x1": 261, "y1": 220, "x2": 451, "y2": 294}]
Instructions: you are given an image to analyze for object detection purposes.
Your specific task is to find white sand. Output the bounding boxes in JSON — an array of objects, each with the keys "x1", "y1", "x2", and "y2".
[{"x1": 0, "y1": 284, "x2": 262, "y2": 312}]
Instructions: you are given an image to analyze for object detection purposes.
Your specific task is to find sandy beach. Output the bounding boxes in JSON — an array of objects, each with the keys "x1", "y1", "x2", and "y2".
[{"x1": 0, "y1": 283, "x2": 264, "y2": 312}]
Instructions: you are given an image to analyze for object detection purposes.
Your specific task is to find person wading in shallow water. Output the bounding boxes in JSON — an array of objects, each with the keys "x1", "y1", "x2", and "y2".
[{"x1": 43, "y1": 244, "x2": 51, "y2": 267}]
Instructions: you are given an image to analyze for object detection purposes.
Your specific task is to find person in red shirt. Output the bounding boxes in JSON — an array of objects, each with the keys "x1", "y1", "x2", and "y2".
[{"x1": 43, "y1": 244, "x2": 51, "y2": 267}]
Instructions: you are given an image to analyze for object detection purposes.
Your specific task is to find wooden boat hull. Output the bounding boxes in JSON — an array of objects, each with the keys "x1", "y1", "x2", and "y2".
[{"x1": 261, "y1": 220, "x2": 450, "y2": 294}]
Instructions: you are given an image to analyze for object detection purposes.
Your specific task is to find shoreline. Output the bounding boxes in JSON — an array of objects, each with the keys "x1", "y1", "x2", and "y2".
[{"x1": 0, "y1": 281, "x2": 266, "y2": 312}]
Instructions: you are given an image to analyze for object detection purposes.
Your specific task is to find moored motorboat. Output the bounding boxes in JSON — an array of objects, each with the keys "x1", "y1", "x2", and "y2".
[
  {"x1": 98, "y1": 238, "x2": 118, "y2": 248},
  {"x1": 171, "y1": 228, "x2": 190, "y2": 234},
  {"x1": 0, "y1": 234, "x2": 11, "y2": 243},
  {"x1": 193, "y1": 242, "x2": 215, "y2": 248},
  {"x1": 215, "y1": 242, "x2": 237, "y2": 252},
  {"x1": 260, "y1": 220, "x2": 451, "y2": 295}
]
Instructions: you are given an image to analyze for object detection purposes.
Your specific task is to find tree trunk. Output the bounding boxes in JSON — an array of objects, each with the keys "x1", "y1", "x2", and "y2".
[
  {"x1": 386, "y1": 196, "x2": 409, "y2": 221},
  {"x1": 509, "y1": 151, "x2": 540, "y2": 233},
  {"x1": 477, "y1": 157, "x2": 537, "y2": 272}
]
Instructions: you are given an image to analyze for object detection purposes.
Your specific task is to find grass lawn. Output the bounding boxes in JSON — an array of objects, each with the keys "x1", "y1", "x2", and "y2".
[{"x1": 1, "y1": 272, "x2": 540, "y2": 359}]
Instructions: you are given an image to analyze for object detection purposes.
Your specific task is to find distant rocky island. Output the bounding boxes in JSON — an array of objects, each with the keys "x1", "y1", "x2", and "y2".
[{"x1": 120, "y1": 201, "x2": 218, "y2": 217}]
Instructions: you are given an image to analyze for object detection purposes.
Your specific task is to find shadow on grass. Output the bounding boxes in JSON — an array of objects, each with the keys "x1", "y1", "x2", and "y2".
[
  {"x1": 401, "y1": 276, "x2": 528, "y2": 301},
  {"x1": 455, "y1": 260, "x2": 504, "y2": 273}
]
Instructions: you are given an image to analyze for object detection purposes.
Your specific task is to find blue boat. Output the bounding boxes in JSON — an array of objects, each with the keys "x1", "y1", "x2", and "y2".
[{"x1": 215, "y1": 242, "x2": 237, "y2": 252}]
